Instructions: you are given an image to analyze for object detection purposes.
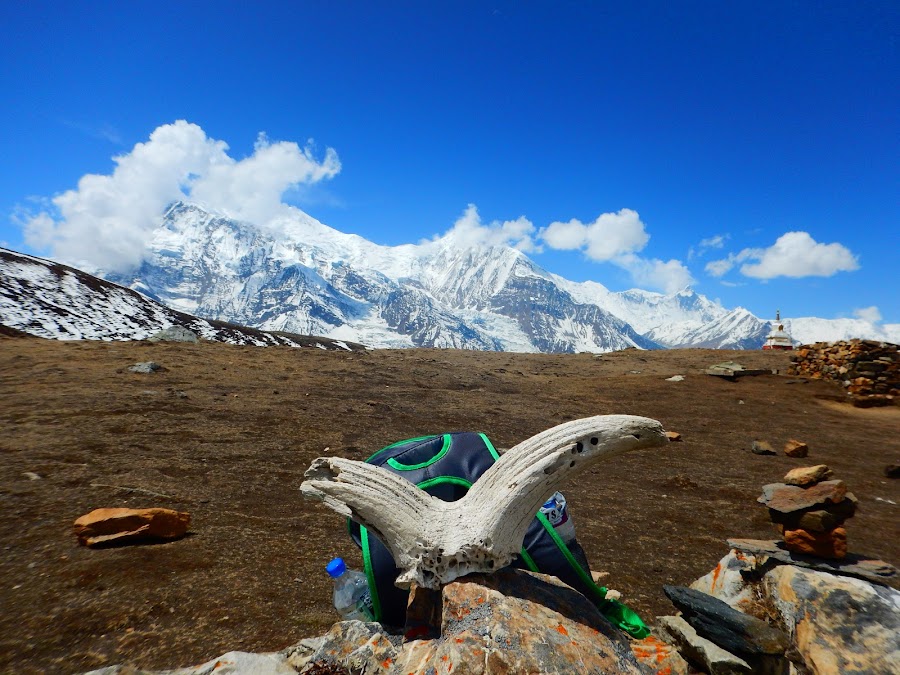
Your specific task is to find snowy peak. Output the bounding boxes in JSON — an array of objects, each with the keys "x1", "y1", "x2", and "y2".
[
  {"x1": 0, "y1": 247, "x2": 361, "y2": 350},
  {"x1": 6, "y1": 202, "x2": 894, "y2": 351}
]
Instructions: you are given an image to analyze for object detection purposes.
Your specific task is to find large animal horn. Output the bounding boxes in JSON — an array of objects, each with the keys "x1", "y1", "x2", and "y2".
[{"x1": 300, "y1": 414, "x2": 667, "y2": 589}]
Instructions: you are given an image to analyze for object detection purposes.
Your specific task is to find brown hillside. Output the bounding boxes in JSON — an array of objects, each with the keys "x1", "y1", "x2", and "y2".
[{"x1": 1, "y1": 339, "x2": 898, "y2": 673}]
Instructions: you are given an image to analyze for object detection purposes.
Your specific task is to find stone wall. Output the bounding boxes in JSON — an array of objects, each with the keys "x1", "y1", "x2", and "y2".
[{"x1": 788, "y1": 339, "x2": 899, "y2": 400}]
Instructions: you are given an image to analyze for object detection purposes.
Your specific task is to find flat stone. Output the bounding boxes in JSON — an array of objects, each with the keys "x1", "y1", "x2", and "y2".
[
  {"x1": 727, "y1": 539, "x2": 900, "y2": 589},
  {"x1": 73, "y1": 507, "x2": 190, "y2": 547},
  {"x1": 758, "y1": 480, "x2": 847, "y2": 513},
  {"x1": 783, "y1": 526, "x2": 847, "y2": 559},
  {"x1": 770, "y1": 508, "x2": 847, "y2": 533},
  {"x1": 783, "y1": 439, "x2": 809, "y2": 458},
  {"x1": 665, "y1": 431, "x2": 683, "y2": 442},
  {"x1": 782, "y1": 465, "x2": 832, "y2": 487},
  {"x1": 656, "y1": 615, "x2": 753, "y2": 674},
  {"x1": 751, "y1": 441, "x2": 776, "y2": 456},
  {"x1": 663, "y1": 585, "x2": 790, "y2": 658},
  {"x1": 765, "y1": 565, "x2": 900, "y2": 675}
]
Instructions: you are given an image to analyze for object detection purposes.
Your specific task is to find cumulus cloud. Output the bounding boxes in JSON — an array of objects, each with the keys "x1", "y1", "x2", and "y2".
[
  {"x1": 739, "y1": 232, "x2": 858, "y2": 279},
  {"x1": 537, "y1": 208, "x2": 693, "y2": 293},
  {"x1": 616, "y1": 254, "x2": 695, "y2": 294},
  {"x1": 440, "y1": 204, "x2": 537, "y2": 252},
  {"x1": 540, "y1": 208, "x2": 649, "y2": 261},
  {"x1": 19, "y1": 121, "x2": 340, "y2": 273},
  {"x1": 706, "y1": 231, "x2": 858, "y2": 280},
  {"x1": 854, "y1": 306, "x2": 882, "y2": 323}
]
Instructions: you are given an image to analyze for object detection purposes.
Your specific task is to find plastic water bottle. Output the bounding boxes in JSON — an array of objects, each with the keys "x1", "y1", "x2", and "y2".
[
  {"x1": 540, "y1": 491, "x2": 576, "y2": 543},
  {"x1": 326, "y1": 557, "x2": 374, "y2": 621}
]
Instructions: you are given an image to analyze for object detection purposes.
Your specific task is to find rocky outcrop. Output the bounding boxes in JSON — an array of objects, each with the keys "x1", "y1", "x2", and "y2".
[
  {"x1": 688, "y1": 547, "x2": 900, "y2": 675},
  {"x1": 788, "y1": 339, "x2": 899, "y2": 403},
  {"x1": 74, "y1": 507, "x2": 190, "y2": 547}
]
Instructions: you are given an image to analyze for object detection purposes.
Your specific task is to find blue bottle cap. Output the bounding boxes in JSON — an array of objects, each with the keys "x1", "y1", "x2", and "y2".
[{"x1": 326, "y1": 557, "x2": 346, "y2": 578}]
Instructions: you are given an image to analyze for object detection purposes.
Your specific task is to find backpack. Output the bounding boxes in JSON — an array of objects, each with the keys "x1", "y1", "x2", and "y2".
[{"x1": 348, "y1": 432, "x2": 649, "y2": 638}]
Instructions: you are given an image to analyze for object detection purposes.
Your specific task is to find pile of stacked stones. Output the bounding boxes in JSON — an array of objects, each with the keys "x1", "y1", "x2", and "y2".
[
  {"x1": 757, "y1": 465, "x2": 857, "y2": 559},
  {"x1": 788, "y1": 339, "x2": 899, "y2": 401}
]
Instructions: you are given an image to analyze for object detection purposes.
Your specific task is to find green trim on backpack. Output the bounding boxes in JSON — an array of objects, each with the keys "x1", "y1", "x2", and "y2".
[
  {"x1": 360, "y1": 527, "x2": 382, "y2": 621},
  {"x1": 387, "y1": 434, "x2": 452, "y2": 471},
  {"x1": 479, "y1": 433, "x2": 501, "y2": 461},
  {"x1": 416, "y1": 475, "x2": 473, "y2": 491},
  {"x1": 535, "y1": 512, "x2": 649, "y2": 639},
  {"x1": 518, "y1": 546, "x2": 540, "y2": 573}
]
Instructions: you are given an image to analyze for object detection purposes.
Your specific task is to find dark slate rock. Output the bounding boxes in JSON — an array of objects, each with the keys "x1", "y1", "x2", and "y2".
[{"x1": 663, "y1": 585, "x2": 790, "y2": 658}]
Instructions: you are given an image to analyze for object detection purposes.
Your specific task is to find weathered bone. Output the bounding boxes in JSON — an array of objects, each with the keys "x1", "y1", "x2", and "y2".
[{"x1": 300, "y1": 414, "x2": 666, "y2": 589}]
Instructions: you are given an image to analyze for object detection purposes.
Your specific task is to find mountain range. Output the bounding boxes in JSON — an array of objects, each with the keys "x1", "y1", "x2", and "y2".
[{"x1": 2, "y1": 202, "x2": 897, "y2": 350}]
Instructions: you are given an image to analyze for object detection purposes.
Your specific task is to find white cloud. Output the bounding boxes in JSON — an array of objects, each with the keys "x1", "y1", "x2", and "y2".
[
  {"x1": 705, "y1": 256, "x2": 736, "y2": 277},
  {"x1": 705, "y1": 231, "x2": 858, "y2": 280},
  {"x1": 538, "y1": 209, "x2": 692, "y2": 293},
  {"x1": 739, "y1": 231, "x2": 858, "y2": 279},
  {"x1": 617, "y1": 254, "x2": 695, "y2": 294},
  {"x1": 699, "y1": 234, "x2": 727, "y2": 249},
  {"x1": 19, "y1": 121, "x2": 340, "y2": 273},
  {"x1": 540, "y1": 208, "x2": 649, "y2": 261},
  {"x1": 440, "y1": 204, "x2": 537, "y2": 252},
  {"x1": 853, "y1": 306, "x2": 882, "y2": 323}
]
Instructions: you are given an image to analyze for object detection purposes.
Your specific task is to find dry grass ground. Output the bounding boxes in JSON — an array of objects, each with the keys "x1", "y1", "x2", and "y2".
[{"x1": 1, "y1": 335, "x2": 898, "y2": 674}]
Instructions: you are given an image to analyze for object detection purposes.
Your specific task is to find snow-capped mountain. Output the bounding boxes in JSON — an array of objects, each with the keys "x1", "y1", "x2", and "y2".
[
  {"x1": 0, "y1": 247, "x2": 361, "y2": 350},
  {"x1": 5, "y1": 202, "x2": 897, "y2": 351},
  {"x1": 105, "y1": 202, "x2": 662, "y2": 353}
]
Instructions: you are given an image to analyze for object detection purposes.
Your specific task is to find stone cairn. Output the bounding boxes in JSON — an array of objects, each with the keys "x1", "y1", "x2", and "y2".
[
  {"x1": 757, "y1": 465, "x2": 856, "y2": 559},
  {"x1": 788, "y1": 339, "x2": 899, "y2": 404}
]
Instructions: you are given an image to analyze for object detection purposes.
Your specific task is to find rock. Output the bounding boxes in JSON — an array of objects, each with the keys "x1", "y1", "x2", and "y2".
[
  {"x1": 782, "y1": 465, "x2": 833, "y2": 487},
  {"x1": 771, "y1": 508, "x2": 845, "y2": 533},
  {"x1": 690, "y1": 549, "x2": 762, "y2": 612},
  {"x1": 656, "y1": 615, "x2": 754, "y2": 674},
  {"x1": 666, "y1": 375, "x2": 685, "y2": 382},
  {"x1": 886, "y1": 463, "x2": 900, "y2": 478},
  {"x1": 663, "y1": 586, "x2": 790, "y2": 671},
  {"x1": 665, "y1": 431, "x2": 683, "y2": 442},
  {"x1": 147, "y1": 326, "x2": 199, "y2": 343},
  {"x1": 751, "y1": 440, "x2": 776, "y2": 456},
  {"x1": 758, "y1": 480, "x2": 847, "y2": 513},
  {"x1": 22, "y1": 471, "x2": 41, "y2": 480},
  {"x1": 128, "y1": 362, "x2": 161, "y2": 373},
  {"x1": 88, "y1": 651, "x2": 297, "y2": 674},
  {"x1": 73, "y1": 507, "x2": 190, "y2": 547},
  {"x1": 782, "y1": 527, "x2": 847, "y2": 559},
  {"x1": 782, "y1": 440, "x2": 809, "y2": 458},
  {"x1": 300, "y1": 568, "x2": 645, "y2": 674},
  {"x1": 765, "y1": 564, "x2": 900, "y2": 675},
  {"x1": 727, "y1": 539, "x2": 900, "y2": 588},
  {"x1": 630, "y1": 633, "x2": 692, "y2": 674}
]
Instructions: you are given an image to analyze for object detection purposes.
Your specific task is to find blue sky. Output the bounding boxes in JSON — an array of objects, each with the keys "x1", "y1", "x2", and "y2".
[{"x1": 2, "y1": 2, "x2": 897, "y2": 323}]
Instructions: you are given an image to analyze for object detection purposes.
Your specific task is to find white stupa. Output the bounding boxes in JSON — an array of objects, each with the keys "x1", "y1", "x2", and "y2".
[{"x1": 763, "y1": 310, "x2": 794, "y2": 350}]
